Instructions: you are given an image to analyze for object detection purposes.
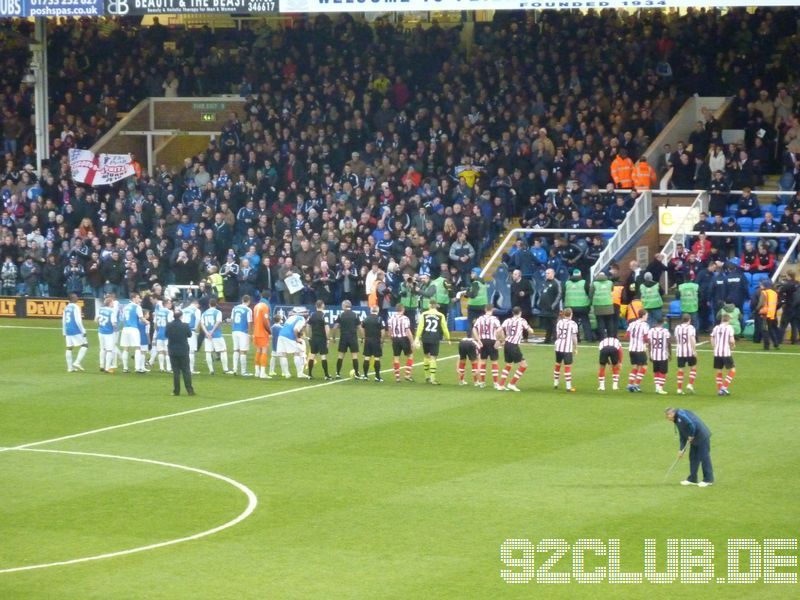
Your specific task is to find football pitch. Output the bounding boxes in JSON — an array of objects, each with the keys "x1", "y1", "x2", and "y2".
[{"x1": 1, "y1": 319, "x2": 799, "y2": 599}]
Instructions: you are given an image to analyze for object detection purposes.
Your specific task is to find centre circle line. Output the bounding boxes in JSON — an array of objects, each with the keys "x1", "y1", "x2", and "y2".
[{"x1": 0, "y1": 447, "x2": 258, "y2": 575}]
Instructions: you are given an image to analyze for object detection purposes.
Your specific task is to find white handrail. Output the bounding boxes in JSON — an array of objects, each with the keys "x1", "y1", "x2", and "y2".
[
  {"x1": 660, "y1": 191, "x2": 707, "y2": 264},
  {"x1": 479, "y1": 228, "x2": 616, "y2": 279},
  {"x1": 544, "y1": 188, "x2": 793, "y2": 198},
  {"x1": 589, "y1": 191, "x2": 653, "y2": 280}
]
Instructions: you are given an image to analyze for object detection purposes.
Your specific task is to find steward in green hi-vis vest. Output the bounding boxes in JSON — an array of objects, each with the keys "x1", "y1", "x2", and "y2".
[
  {"x1": 640, "y1": 281, "x2": 663, "y2": 309},
  {"x1": 564, "y1": 279, "x2": 590, "y2": 308},
  {"x1": 432, "y1": 276, "x2": 451, "y2": 305},
  {"x1": 399, "y1": 280, "x2": 419, "y2": 309},
  {"x1": 678, "y1": 281, "x2": 699, "y2": 313},
  {"x1": 591, "y1": 279, "x2": 614, "y2": 311},
  {"x1": 467, "y1": 280, "x2": 488, "y2": 307},
  {"x1": 419, "y1": 277, "x2": 435, "y2": 310}
]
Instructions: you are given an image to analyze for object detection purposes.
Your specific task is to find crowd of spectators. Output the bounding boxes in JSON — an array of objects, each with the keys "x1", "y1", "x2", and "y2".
[{"x1": 1, "y1": 9, "x2": 800, "y2": 310}]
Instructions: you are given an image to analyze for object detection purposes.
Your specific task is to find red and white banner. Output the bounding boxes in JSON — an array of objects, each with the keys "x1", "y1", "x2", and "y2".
[{"x1": 69, "y1": 149, "x2": 135, "y2": 186}]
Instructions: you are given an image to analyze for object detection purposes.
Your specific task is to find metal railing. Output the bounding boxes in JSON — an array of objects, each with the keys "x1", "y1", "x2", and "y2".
[
  {"x1": 660, "y1": 191, "x2": 708, "y2": 268},
  {"x1": 660, "y1": 231, "x2": 800, "y2": 285},
  {"x1": 479, "y1": 228, "x2": 617, "y2": 279},
  {"x1": 589, "y1": 191, "x2": 653, "y2": 280}
]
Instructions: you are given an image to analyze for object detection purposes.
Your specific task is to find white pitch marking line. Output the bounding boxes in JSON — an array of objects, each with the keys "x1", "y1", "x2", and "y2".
[
  {"x1": 0, "y1": 354, "x2": 459, "y2": 455},
  {"x1": 0, "y1": 447, "x2": 258, "y2": 575}
]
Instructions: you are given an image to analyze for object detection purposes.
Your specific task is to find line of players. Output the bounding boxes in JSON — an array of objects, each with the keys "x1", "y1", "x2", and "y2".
[{"x1": 64, "y1": 293, "x2": 737, "y2": 396}]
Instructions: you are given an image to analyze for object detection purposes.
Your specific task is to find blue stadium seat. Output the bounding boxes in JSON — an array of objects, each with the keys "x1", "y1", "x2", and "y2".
[
  {"x1": 752, "y1": 273, "x2": 769, "y2": 287},
  {"x1": 744, "y1": 272, "x2": 753, "y2": 285},
  {"x1": 727, "y1": 206, "x2": 739, "y2": 218},
  {"x1": 777, "y1": 204, "x2": 788, "y2": 217},
  {"x1": 762, "y1": 204, "x2": 777, "y2": 216},
  {"x1": 752, "y1": 218, "x2": 765, "y2": 230},
  {"x1": 667, "y1": 299, "x2": 681, "y2": 316},
  {"x1": 736, "y1": 217, "x2": 752, "y2": 232}
]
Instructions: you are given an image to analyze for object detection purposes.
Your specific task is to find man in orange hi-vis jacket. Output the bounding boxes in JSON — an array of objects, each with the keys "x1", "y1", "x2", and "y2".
[
  {"x1": 611, "y1": 148, "x2": 634, "y2": 189},
  {"x1": 632, "y1": 157, "x2": 657, "y2": 189}
]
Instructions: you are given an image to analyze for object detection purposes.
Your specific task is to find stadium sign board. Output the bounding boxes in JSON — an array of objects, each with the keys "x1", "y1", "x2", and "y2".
[
  {"x1": 279, "y1": 0, "x2": 798, "y2": 11},
  {"x1": 0, "y1": 0, "x2": 102, "y2": 17},
  {"x1": 103, "y1": 0, "x2": 277, "y2": 14}
]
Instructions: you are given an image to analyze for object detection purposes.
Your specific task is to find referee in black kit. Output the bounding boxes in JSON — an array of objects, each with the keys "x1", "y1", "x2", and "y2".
[{"x1": 166, "y1": 308, "x2": 195, "y2": 396}]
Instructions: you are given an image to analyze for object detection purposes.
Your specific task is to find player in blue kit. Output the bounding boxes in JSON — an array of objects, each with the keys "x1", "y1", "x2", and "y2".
[
  {"x1": 138, "y1": 310, "x2": 151, "y2": 373},
  {"x1": 277, "y1": 307, "x2": 310, "y2": 379},
  {"x1": 181, "y1": 298, "x2": 201, "y2": 374},
  {"x1": 120, "y1": 292, "x2": 145, "y2": 373},
  {"x1": 62, "y1": 293, "x2": 88, "y2": 372},
  {"x1": 153, "y1": 299, "x2": 174, "y2": 373},
  {"x1": 95, "y1": 296, "x2": 118, "y2": 373},
  {"x1": 231, "y1": 295, "x2": 254, "y2": 377},
  {"x1": 201, "y1": 297, "x2": 230, "y2": 375},
  {"x1": 268, "y1": 313, "x2": 285, "y2": 377}
]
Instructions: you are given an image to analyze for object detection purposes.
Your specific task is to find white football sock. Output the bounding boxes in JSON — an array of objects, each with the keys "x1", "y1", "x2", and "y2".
[
  {"x1": 121, "y1": 350, "x2": 129, "y2": 371},
  {"x1": 206, "y1": 353, "x2": 214, "y2": 373},
  {"x1": 76, "y1": 346, "x2": 87, "y2": 366},
  {"x1": 65, "y1": 350, "x2": 73, "y2": 371},
  {"x1": 220, "y1": 351, "x2": 229, "y2": 372}
]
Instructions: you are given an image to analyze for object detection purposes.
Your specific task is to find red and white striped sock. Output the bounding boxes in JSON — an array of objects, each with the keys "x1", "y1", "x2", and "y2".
[
  {"x1": 479, "y1": 365, "x2": 486, "y2": 383},
  {"x1": 689, "y1": 367, "x2": 697, "y2": 385},
  {"x1": 565, "y1": 366, "x2": 573, "y2": 389},
  {"x1": 636, "y1": 366, "x2": 647, "y2": 384},
  {"x1": 499, "y1": 365, "x2": 512, "y2": 387},
  {"x1": 491, "y1": 362, "x2": 499, "y2": 384},
  {"x1": 676, "y1": 369, "x2": 684, "y2": 391},
  {"x1": 598, "y1": 367, "x2": 606, "y2": 387},
  {"x1": 716, "y1": 372, "x2": 723, "y2": 391},
  {"x1": 393, "y1": 359, "x2": 401, "y2": 381},
  {"x1": 457, "y1": 360, "x2": 466, "y2": 382},
  {"x1": 612, "y1": 366, "x2": 620, "y2": 385},
  {"x1": 628, "y1": 368, "x2": 637, "y2": 385},
  {"x1": 510, "y1": 365, "x2": 527, "y2": 385},
  {"x1": 724, "y1": 369, "x2": 735, "y2": 388},
  {"x1": 553, "y1": 363, "x2": 561, "y2": 385},
  {"x1": 471, "y1": 362, "x2": 479, "y2": 383},
  {"x1": 405, "y1": 358, "x2": 414, "y2": 378}
]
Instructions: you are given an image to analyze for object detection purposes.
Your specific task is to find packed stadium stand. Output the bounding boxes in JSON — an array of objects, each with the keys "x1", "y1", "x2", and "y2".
[{"x1": 1, "y1": 9, "x2": 799, "y2": 336}]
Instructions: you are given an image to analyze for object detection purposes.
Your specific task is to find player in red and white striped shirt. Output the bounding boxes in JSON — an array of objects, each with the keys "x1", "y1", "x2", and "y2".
[
  {"x1": 711, "y1": 314, "x2": 736, "y2": 395},
  {"x1": 553, "y1": 309, "x2": 579, "y2": 392},
  {"x1": 388, "y1": 305, "x2": 415, "y2": 382},
  {"x1": 626, "y1": 310, "x2": 650, "y2": 392},
  {"x1": 457, "y1": 337, "x2": 481, "y2": 385},
  {"x1": 499, "y1": 307, "x2": 534, "y2": 391},
  {"x1": 648, "y1": 320, "x2": 671, "y2": 394},
  {"x1": 597, "y1": 336, "x2": 623, "y2": 391},
  {"x1": 473, "y1": 305, "x2": 503, "y2": 389},
  {"x1": 673, "y1": 314, "x2": 698, "y2": 394}
]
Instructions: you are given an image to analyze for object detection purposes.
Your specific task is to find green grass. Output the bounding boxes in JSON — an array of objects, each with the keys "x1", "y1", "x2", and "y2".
[{"x1": 1, "y1": 318, "x2": 799, "y2": 599}]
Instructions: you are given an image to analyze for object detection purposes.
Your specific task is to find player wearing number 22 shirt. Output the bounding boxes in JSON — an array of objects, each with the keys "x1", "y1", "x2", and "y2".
[{"x1": 414, "y1": 300, "x2": 450, "y2": 385}]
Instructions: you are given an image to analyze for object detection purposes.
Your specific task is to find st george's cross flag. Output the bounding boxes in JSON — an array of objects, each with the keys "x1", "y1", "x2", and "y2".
[{"x1": 69, "y1": 149, "x2": 136, "y2": 186}]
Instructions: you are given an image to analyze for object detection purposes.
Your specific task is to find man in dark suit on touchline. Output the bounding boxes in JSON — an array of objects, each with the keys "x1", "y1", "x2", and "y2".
[{"x1": 166, "y1": 307, "x2": 195, "y2": 396}]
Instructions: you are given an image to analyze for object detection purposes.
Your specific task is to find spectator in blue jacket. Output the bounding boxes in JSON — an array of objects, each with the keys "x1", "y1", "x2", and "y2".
[{"x1": 736, "y1": 187, "x2": 761, "y2": 218}]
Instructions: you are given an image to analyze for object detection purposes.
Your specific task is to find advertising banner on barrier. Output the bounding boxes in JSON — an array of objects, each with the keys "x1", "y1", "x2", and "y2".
[
  {"x1": 280, "y1": 0, "x2": 799, "y2": 13},
  {"x1": 0, "y1": 0, "x2": 102, "y2": 17},
  {"x1": 272, "y1": 304, "x2": 370, "y2": 326},
  {"x1": 0, "y1": 297, "x2": 95, "y2": 319},
  {"x1": 103, "y1": 0, "x2": 278, "y2": 16}
]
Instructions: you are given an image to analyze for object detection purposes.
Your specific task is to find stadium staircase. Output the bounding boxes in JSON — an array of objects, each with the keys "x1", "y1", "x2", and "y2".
[
  {"x1": 465, "y1": 218, "x2": 520, "y2": 313},
  {"x1": 154, "y1": 135, "x2": 211, "y2": 169}
]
